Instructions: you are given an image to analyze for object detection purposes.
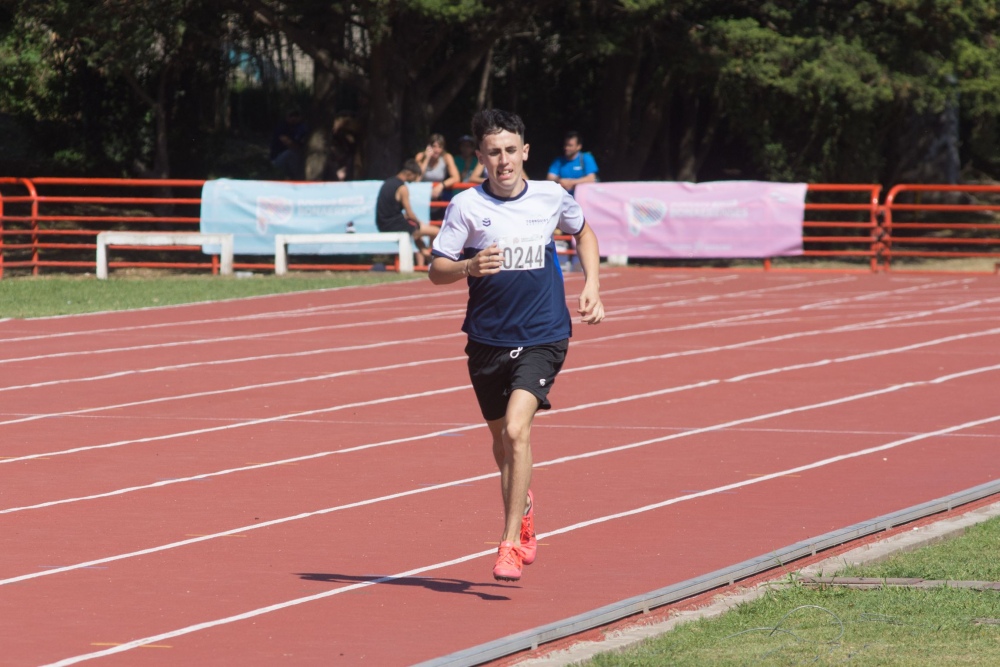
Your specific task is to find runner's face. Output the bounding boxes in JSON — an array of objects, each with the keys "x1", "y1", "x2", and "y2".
[{"x1": 477, "y1": 130, "x2": 529, "y2": 197}]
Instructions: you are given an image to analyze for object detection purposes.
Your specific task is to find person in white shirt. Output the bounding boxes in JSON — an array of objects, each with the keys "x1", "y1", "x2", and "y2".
[{"x1": 428, "y1": 109, "x2": 605, "y2": 582}]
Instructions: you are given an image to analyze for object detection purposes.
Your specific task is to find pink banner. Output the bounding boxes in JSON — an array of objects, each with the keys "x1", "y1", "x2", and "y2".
[{"x1": 574, "y1": 181, "x2": 807, "y2": 258}]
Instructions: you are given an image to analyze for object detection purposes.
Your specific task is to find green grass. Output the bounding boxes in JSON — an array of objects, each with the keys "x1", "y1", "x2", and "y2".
[
  {"x1": 583, "y1": 516, "x2": 1000, "y2": 666},
  {"x1": 0, "y1": 272, "x2": 420, "y2": 318}
]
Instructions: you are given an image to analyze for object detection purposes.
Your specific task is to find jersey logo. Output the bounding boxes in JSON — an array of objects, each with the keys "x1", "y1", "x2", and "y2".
[
  {"x1": 539, "y1": 378, "x2": 547, "y2": 386},
  {"x1": 482, "y1": 217, "x2": 492, "y2": 227}
]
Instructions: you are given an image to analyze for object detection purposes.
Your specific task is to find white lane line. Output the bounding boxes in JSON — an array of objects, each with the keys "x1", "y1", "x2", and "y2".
[
  {"x1": 0, "y1": 280, "x2": 878, "y2": 391},
  {"x1": 2, "y1": 297, "x2": 994, "y2": 460},
  {"x1": 5, "y1": 325, "x2": 1000, "y2": 520},
  {"x1": 0, "y1": 383, "x2": 471, "y2": 465},
  {"x1": 564, "y1": 299, "x2": 999, "y2": 376},
  {"x1": 0, "y1": 273, "x2": 718, "y2": 347},
  {"x1": 10, "y1": 365, "x2": 1000, "y2": 589},
  {"x1": 0, "y1": 355, "x2": 463, "y2": 427},
  {"x1": 725, "y1": 326, "x2": 1000, "y2": 383},
  {"x1": 38, "y1": 409, "x2": 1000, "y2": 667},
  {"x1": 3, "y1": 279, "x2": 984, "y2": 424},
  {"x1": 0, "y1": 332, "x2": 464, "y2": 394},
  {"x1": 610, "y1": 276, "x2": 973, "y2": 316},
  {"x1": 0, "y1": 308, "x2": 467, "y2": 366},
  {"x1": 607, "y1": 275, "x2": 859, "y2": 317},
  {"x1": 0, "y1": 274, "x2": 735, "y2": 365},
  {"x1": 0, "y1": 289, "x2": 466, "y2": 344},
  {"x1": 0, "y1": 279, "x2": 430, "y2": 323},
  {"x1": 581, "y1": 278, "x2": 981, "y2": 344},
  {"x1": 0, "y1": 284, "x2": 920, "y2": 394},
  {"x1": 597, "y1": 274, "x2": 740, "y2": 295}
]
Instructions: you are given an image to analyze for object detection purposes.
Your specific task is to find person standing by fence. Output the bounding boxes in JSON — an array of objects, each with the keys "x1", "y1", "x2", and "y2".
[{"x1": 546, "y1": 131, "x2": 599, "y2": 195}]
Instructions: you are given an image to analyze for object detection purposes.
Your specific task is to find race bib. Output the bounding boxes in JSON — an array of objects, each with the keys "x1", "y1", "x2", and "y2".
[{"x1": 498, "y1": 236, "x2": 546, "y2": 271}]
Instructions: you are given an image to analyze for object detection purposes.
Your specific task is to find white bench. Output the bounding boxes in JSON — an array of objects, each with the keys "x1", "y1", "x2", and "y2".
[
  {"x1": 274, "y1": 232, "x2": 415, "y2": 275},
  {"x1": 96, "y1": 232, "x2": 234, "y2": 280}
]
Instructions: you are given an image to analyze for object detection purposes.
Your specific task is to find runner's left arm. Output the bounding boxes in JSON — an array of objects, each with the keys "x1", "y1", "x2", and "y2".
[{"x1": 573, "y1": 222, "x2": 604, "y2": 325}]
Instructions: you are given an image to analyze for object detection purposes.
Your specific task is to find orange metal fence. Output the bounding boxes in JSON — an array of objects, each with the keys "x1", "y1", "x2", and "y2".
[
  {"x1": 799, "y1": 184, "x2": 883, "y2": 272},
  {"x1": 0, "y1": 178, "x2": 206, "y2": 278},
  {"x1": 2, "y1": 178, "x2": 999, "y2": 278},
  {"x1": 882, "y1": 184, "x2": 1000, "y2": 271}
]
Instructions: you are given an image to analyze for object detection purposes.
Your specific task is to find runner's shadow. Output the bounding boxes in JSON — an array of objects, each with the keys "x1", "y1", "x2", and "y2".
[{"x1": 296, "y1": 572, "x2": 513, "y2": 601}]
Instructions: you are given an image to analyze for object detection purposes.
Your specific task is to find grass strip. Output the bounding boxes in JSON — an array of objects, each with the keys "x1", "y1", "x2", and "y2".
[
  {"x1": 0, "y1": 272, "x2": 419, "y2": 319},
  {"x1": 584, "y1": 516, "x2": 1000, "y2": 666}
]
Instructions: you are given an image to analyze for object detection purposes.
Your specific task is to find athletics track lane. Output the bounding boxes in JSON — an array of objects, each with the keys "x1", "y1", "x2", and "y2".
[{"x1": 0, "y1": 271, "x2": 998, "y2": 665}]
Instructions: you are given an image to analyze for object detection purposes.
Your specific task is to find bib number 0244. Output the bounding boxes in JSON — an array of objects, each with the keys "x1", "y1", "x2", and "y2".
[{"x1": 499, "y1": 238, "x2": 546, "y2": 271}]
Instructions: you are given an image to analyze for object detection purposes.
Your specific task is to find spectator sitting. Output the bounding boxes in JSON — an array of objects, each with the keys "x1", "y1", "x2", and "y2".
[
  {"x1": 454, "y1": 134, "x2": 485, "y2": 185},
  {"x1": 375, "y1": 159, "x2": 440, "y2": 267},
  {"x1": 270, "y1": 108, "x2": 309, "y2": 180},
  {"x1": 546, "y1": 130, "x2": 598, "y2": 195},
  {"x1": 415, "y1": 133, "x2": 460, "y2": 199}
]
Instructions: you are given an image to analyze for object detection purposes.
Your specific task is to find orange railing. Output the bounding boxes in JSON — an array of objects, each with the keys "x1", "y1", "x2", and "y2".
[
  {"x1": 882, "y1": 184, "x2": 1000, "y2": 271},
  {"x1": 3, "y1": 178, "x2": 1000, "y2": 278},
  {"x1": 797, "y1": 184, "x2": 883, "y2": 272},
  {"x1": 0, "y1": 178, "x2": 205, "y2": 278}
]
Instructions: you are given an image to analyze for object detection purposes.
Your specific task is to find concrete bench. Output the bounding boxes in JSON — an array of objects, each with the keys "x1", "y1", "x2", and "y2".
[
  {"x1": 96, "y1": 231, "x2": 234, "y2": 279},
  {"x1": 274, "y1": 232, "x2": 415, "y2": 275}
]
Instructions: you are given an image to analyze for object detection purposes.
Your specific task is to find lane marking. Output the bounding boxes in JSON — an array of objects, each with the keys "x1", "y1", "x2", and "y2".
[
  {"x1": 39, "y1": 409, "x2": 1000, "y2": 666},
  {"x1": 575, "y1": 279, "x2": 984, "y2": 346},
  {"x1": 0, "y1": 356, "x2": 467, "y2": 427},
  {"x1": 2, "y1": 307, "x2": 998, "y2": 496},
  {"x1": 4, "y1": 288, "x2": 990, "y2": 429},
  {"x1": 0, "y1": 273, "x2": 718, "y2": 348},
  {"x1": 0, "y1": 276, "x2": 830, "y2": 371},
  {"x1": 0, "y1": 309, "x2": 467, "y2": 367},
  {"x1": 0, "y1": 332, "x2": 464, "y2": 394},
  {"x1": 0, "y1": 288, "x2": 466, "y2": 344},
  {"x1": 6, "y1": 362, "x2": 1000, "y2": 588}
]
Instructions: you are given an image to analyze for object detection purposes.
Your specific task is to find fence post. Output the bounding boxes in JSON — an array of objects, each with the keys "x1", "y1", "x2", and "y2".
[
  {"x1": 30, "y1": 182, "x2": 39, "y2": 276},
  {"x1": 0, "y1": 186, "x2": 4, "y2": 280}
]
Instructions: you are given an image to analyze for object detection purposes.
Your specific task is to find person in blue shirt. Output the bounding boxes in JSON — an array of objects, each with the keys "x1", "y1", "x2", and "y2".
[{"x1": 546, "y1": 131, "x2": 598, "y2": 195}]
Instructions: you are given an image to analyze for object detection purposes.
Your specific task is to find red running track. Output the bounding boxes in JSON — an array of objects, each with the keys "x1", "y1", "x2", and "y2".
[{"x1": 1, "y1": 269, "x2": 999, "y2": 666}]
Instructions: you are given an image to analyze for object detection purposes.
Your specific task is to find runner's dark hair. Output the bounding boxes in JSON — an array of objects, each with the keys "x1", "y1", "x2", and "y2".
[{"x1": 471, "y1": 109, "x2": 526, "y2": 147}]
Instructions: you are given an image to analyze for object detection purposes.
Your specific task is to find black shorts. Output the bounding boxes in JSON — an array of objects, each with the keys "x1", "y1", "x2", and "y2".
[
  {"x1": 377, "y1": 216, "x2": 419, "y2": 234},
  {"x1": 465, "y1": 338, "x2": 569, "y2": 421}
]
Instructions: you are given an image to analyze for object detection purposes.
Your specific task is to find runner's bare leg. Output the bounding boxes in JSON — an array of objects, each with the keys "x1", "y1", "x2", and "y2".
[{"x1": 494, "y1": 389, "x2": 538, "y2": 543}]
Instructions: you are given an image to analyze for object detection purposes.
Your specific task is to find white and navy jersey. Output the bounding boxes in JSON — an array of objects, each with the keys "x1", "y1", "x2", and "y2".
[{"x1": 432, "y1": 180, "x2": 585, "y2": 347}]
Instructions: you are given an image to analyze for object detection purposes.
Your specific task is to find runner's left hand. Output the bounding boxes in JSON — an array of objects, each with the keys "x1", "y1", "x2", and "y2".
[{"x1": 578, "y1": 285, "x2": 604, "y2": 324}]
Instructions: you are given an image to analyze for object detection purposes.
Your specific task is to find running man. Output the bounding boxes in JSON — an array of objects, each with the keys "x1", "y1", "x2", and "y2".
[{"x1": 428, "y1": 109, "x2": 605, "y2": 581}]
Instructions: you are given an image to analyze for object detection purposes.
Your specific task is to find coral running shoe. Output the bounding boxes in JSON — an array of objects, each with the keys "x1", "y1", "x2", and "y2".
[
  {"x1": 493, "y1": 541, "x2": 523, "y2": 581},
  {"x1": 520, "y1": 490, "x2": 537, "y2": 565}
]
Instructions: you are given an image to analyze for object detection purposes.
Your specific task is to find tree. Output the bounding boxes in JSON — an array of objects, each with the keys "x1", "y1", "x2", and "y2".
[
  {"x1": 240, "y1": 0, "x2": 533, "y2": 178},
  {"x1": 9, "y1": 0, "x2": 232, "y2": 178}
]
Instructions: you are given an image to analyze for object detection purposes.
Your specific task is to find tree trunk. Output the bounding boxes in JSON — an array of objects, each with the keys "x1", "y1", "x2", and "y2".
[
  {"x1": 123, "y1": 70, "x2": 171, "y2": 179},
  {"x1": 676, "y1": 94, "x2": 716, "y2": 182},
  {"x1": 476, "y1": 46, "x2": 494, "y2": 110},
  {"x1": 305, "y1": 67, "x2": 337, "y2": 180},
  {"x1": 363, "y1": 37, "x2": 405, "y2": 179},
  {"x1": 597, "y1": 52, "x2": 636, "y2": 181},
  {"x1": 626, "y1": 71, "x2": 671, "y2": 180}
]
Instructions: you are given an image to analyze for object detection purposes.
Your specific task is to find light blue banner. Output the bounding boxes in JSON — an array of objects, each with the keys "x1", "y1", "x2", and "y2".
[{"x1": 199, "y1": 179, "x2": 432, "y2": 255}]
